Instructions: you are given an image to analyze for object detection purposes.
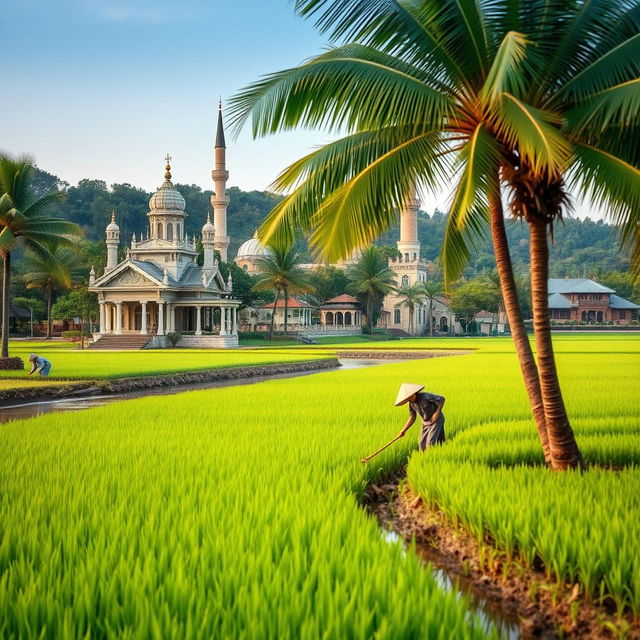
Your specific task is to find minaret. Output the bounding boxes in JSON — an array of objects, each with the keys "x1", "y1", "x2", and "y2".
[
  {"x1": 211, "y1": 100, "x2": 230, "y2": 262},
  {"x1": 202, "y1": 213, "x2": 216, "y2": 270},
  {"x1": 105, "y1": 211, "x2": 120, "y2": 271},
  {"x1": 397, "y1": 184, "x2": 421, "y2": 261}
]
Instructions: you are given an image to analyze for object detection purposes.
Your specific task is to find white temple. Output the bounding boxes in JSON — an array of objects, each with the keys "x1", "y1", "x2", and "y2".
[{"x1": 89, "y1": 106, "x2": 240, "y2": 348}]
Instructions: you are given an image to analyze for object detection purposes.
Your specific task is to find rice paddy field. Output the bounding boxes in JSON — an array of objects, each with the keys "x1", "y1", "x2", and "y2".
[
  {"x1": 0, "y1": 334, "x2": 638, "y2": 637},
  {"x1": 1, "y1": 342, "x2": 329, "y2": 381}
]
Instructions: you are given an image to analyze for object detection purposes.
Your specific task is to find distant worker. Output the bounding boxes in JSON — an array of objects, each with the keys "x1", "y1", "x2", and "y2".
[
  {"x1": 395, "y1": 383, "x2": 445, "y2": 451},
  {"x1": 28, "y1": 354, "x2": 52, "y2": 377}
]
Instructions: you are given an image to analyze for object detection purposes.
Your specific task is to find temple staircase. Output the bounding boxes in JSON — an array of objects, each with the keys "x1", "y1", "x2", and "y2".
[{"x1": 88, "y1": 334, "x2": 152, "y2": 350}]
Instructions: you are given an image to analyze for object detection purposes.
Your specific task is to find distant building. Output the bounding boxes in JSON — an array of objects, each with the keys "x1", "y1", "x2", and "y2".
[
  {"x1": 235, "y1": 232, "x2": 272, "y2": 274},
  {"x1": 548, "y1": 278, "x2": 639, "y2": 324},
  {"x1": 258, "y1": 297, "x2": 314, "y2": 330},
  {"x1": 89, "y1": 106, "x2": 241, "y2": 348},
  {"x1": 473, "y1": 310, "x2": 505, "y2": 335},
  {"x1": 319, "y1": 294, "x2": 364, "y2": 329}
]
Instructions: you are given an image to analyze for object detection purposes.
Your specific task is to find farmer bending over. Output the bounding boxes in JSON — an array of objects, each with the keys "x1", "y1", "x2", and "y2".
[
  {"x1": 395, "y1": 383, "x2": 445, "y2": 451},
  {"x1": 28, "y1": 354, "x2": 52, "y2": 377}
]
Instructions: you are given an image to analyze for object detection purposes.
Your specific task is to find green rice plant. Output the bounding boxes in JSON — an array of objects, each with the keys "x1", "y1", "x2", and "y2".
[{"x1": 0, "y1": 335, "x2": 637, "y2": 638}]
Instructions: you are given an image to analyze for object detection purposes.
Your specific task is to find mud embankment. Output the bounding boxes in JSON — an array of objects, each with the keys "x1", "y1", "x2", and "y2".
[
  {"x1": 363, "y1": 471, "x2": 639, "y2": 640},
  {"x1": 0, "y1": 358, "x2": 340, "y2": 405},
  {"x1": 336, "y1": 349, "x2": 470, "y2": 359}
]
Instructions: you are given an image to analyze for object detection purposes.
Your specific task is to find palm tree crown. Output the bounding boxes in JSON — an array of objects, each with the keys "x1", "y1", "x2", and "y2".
[
  {"x1": 394, "y1": 282, "x2": 425, "y2": 334},
  {"x1": 0, "y1": 154, "x2": 80, "y2": 358},
  {"x1": 347, "y1": 246, "x2": 396, "y2": 333},
  {"x1": 252, "y1": 245, "x2": 313, "y2": 336}
]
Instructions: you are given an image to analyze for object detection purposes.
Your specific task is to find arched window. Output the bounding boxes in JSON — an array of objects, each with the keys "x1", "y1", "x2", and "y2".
[
  {"x1": 581, "y1": 311, "x2": 587, "y2": 321},
  {"x1": 326, "y1": 311, "x2": 334, "y2": 325},
  {"x1": 167, "y1": 224, "x2": 173, "y2": 241},
  {"x1": 440, "y1": 316, "x2": 448, "y2": 332},
  {"x1": 345, "y1": 311, "x2": 352, "y2": 326},
  {"x1": 336, "y1": 311, "x2": 344, "y2": 325},
  {"x1": 404, "y1": 253, "x2": 409, "y2": 261},
  {"x1": 242, "y1": 264, "x2": 248, "y2": 271},
  {"x1": 597, "y1": 311, "x2": 603, "y2": 323},
  {"x1": 157, "y1": 223, "x2": 163, "y2": 239},
  {"x1": 401, "y1": 275, "x2": 409, "y2": 286}
]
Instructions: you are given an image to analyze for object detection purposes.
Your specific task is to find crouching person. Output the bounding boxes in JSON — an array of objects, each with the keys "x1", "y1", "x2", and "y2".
[{"x1": 28, "y1": 354, "x2": 52, "y2": 377}]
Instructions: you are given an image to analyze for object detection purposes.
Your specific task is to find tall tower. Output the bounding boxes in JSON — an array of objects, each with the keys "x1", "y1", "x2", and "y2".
[
  {"x1": 211, "y1": 101, "x2": 230, "y2": 261},
  {"x1": 397, "y1": 184, "x2": 421, "y2": 261},
  {"x1": 105, "y1": 211, "x2": 120, "y2": 272},
  {"x1": 202, "y1": 213, "x2": 216, "y2": 270}
]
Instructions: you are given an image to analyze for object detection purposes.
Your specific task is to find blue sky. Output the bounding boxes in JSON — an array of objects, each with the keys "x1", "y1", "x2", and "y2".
[{"x1": 4, "y1": 0, "x2": 600, "y2": 218}]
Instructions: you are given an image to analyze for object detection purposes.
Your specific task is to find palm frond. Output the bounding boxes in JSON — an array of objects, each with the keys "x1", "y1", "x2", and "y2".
[
  {"x1": 568, "y1": 143, "x2": 640, "y2": 271},
  {"x1": 480, "y1": 31, "x2": 529, "y2": 107},
  {"x1": 228, "y1": 45, "x2": 451, "y2": 138},
  {"x1": 565, "y1": 78, "x2": 640, "y2": 134},
  {"x1": 493, "y1": 93, "x2": 570, "y2": 175},
  {"x1": 440, "y1": 125, "x2": 498, "y2": 285}
]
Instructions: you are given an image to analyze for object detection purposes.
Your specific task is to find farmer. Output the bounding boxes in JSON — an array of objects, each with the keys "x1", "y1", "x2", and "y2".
[
  {"x1": 28, "y1": 354, "x2": 52, "y2": 377},
  {"x1": 395, "y1": 383, "x2": 445, "y2": 451}
]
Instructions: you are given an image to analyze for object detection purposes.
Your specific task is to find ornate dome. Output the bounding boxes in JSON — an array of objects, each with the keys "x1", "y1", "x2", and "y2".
[
  {"x1": 202, "y1": 214, "x2": 215, "y2": 234},
  {"x1": 149, "y1": 157, "x2": 186, "y2": 213},
  {"x1": 106, "y1": 211, "x2": 119, "y2": 232},
  {"x1": 237, "y1": 232, "x2": 271, "y2": 258}
]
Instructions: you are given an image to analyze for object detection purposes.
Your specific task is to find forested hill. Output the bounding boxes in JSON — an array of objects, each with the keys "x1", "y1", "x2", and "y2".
[{"x1": 33, "y1": 167, "x2": 629, "y2": 277}]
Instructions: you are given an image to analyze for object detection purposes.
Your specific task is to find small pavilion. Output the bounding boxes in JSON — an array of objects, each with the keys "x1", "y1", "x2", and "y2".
[{"x1": 320, "y1": 294, "x2": 363, "y2": 329}]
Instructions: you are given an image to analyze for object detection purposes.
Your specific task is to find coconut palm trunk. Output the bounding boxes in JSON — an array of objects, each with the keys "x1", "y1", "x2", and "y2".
[
  {"x1": 529, "y1": 219, "x2": 583, "y2": 470},
  {"x1": 1, "y1": 252, "x2": 10, "y2": 358},
  {"x1": 269, "y1": 289, "x2": 280, "y2": 340},
  {"x1": 428, "y1": 300, "x2": 434, "y2": 336},
  {"x1": 283, "y1": 286, "x2": 289, "y2": 335},
  {"x1": 46, "y1": 282, "x2": 53, "y2": 339},
  {"x1": 488, "y1": 193, "x2": 551, "y2": 465}
]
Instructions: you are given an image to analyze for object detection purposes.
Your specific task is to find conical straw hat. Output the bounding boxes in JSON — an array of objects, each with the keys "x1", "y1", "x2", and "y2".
[{"x1": 394, "y1": 383, "x2": 424, "y2": 406}]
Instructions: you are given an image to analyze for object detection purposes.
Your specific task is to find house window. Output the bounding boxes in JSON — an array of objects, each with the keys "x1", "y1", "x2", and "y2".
[
  {"x1": 620, "y1": 310, "x2": 626, "y2": 319},
  {"x1": 394, "y1": 309, "x2": 401, "y2": 324},
  {"x1": 401, "y1": 275, "x2": 409, "y2": 286}
]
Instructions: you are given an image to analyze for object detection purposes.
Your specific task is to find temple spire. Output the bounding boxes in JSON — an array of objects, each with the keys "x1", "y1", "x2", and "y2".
[{"x1": 215, "y1": 101, "x2": 226, "y2": 149}]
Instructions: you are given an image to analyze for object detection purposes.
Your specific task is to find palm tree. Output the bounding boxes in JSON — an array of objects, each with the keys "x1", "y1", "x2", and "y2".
[
  {"x1": 347, "y1": 247, "x2": 396, "y2": 334},
  {"x1": 22, "y1": 241, "x2": 84, "y2": 339},
  {"x1": 252, "y1": 245, "x2": 313, "y2": 338},
  {"x1": 0, "y1": 155, "x2": 80, "y2": 360},
  {"x1": 394, "y1": 282, "x2": 424, "y2": 335},
  {"x1": 230, "y1": 0, "x2": 639, "y2": 470},
  {"x1": 422, "y1": 281, "x2": 445, "y2": 337}
]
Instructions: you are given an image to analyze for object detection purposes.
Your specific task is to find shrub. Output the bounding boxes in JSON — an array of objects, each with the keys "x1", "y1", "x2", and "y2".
[
  {"x1": 0, "y1": 357, "x2": 24, "y2": 371},
  {"x1": 166, "y1": 332, "x2": 182, "y2": 348},
  {"x1": 61, "y1": 331, "x2": 91, "y2": 342}
]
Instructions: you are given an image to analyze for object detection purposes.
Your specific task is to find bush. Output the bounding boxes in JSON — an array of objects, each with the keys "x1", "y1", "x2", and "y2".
[
  {"x1": 166, "y1": 332, "x2": 182, "y2": 348},
  {"x1": 0, "y1": 357, "x2": 24, "y2": 371},
  {"x1": 238, "y1": 331, "x2": 267, "y2": 340}
]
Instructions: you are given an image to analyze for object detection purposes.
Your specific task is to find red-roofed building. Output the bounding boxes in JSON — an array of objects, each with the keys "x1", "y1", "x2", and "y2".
[
  {"x1": 258, "y1": 297, "x2": 314, "y2": 328},
  {"x1": 320, "y1": 294, "x2": 363, "y2": 328}
]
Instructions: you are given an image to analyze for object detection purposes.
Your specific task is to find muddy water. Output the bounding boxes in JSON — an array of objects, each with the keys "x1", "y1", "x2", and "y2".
[
  {"x1": 381, "y1": 529, "x2": 521, "y2": 639},
  {"x1": 0, "y1": 358, "x2": 403, "y2": 423}
]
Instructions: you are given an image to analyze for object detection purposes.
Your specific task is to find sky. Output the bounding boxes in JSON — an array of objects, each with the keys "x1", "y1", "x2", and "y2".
[{"x1": 3, "y1": 0, "x2": 601, "y2": 218}]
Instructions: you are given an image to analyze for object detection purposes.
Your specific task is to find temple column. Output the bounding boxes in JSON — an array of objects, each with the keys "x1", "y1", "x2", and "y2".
[
  {"x1": 220, "y1": 306, "x2": 227, "y2": 335},
  {"x1": 158, "y1": 301, "x2": 165, "y2": 336},
  {"x1": 115, "y1": 302, "x2": 122, "y2": 335},
  {"x1": 99, "y1": 302, "x2": 106, "y2": 334},
  {"x1": 232, "y1": 307, "x2": 237, "y2": 335},
  {"x1": 167, "y1": 304, "x2": 174, "y2": 332},
  {"x1": 195, "y1": 305, "x2": 202, "y2": 335},
  {"x1": 139, "y1": 301, "x2": 147, "y2": 334}
]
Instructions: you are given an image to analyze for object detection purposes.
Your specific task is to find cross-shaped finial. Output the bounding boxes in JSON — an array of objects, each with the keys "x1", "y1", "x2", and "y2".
[{"x1": 165, "y1": 153, "x2": 172, "y2": 165}]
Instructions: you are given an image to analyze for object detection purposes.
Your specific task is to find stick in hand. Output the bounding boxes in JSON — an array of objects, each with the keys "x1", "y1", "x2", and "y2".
[{"x1": 360, "y1": 433, "x2": 404, "y2": 464}]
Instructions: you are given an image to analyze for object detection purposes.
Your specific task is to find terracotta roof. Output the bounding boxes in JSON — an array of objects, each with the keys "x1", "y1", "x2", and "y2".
[
  {"x1": 324, "y1": 294, "x2": 359, "y2": 304},
  {"x1": 261, "y1": 297, "x2": 314, "y2": 309}
]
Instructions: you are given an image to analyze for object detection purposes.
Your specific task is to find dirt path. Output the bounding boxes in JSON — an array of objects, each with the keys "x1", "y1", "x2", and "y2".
[{"x1": 363, "y1": 470, "x2": 639, "y2": 640}]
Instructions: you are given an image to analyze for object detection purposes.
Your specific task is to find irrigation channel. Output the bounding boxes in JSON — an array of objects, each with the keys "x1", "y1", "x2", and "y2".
[
  {"x1": 0, "y1": 357, "x2": 397, "y2": 423},
  {"x1": 1, "y1": 352, "x2": 523, "y2": 638}
]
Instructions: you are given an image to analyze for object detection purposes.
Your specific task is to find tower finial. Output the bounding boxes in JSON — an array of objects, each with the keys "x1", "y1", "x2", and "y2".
[
  {"x1": 218, "y1": 96, "x2": 222, "y2": 110},
  {"x1": 164, "y1": 154, "x2": 172, "y2": 181},
  {"x1": 111, "y1": 210, "x2": 116, "y2": 223},
  {"x1": 215, "y1": 103, "x2": 226, "y2": 148}
]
